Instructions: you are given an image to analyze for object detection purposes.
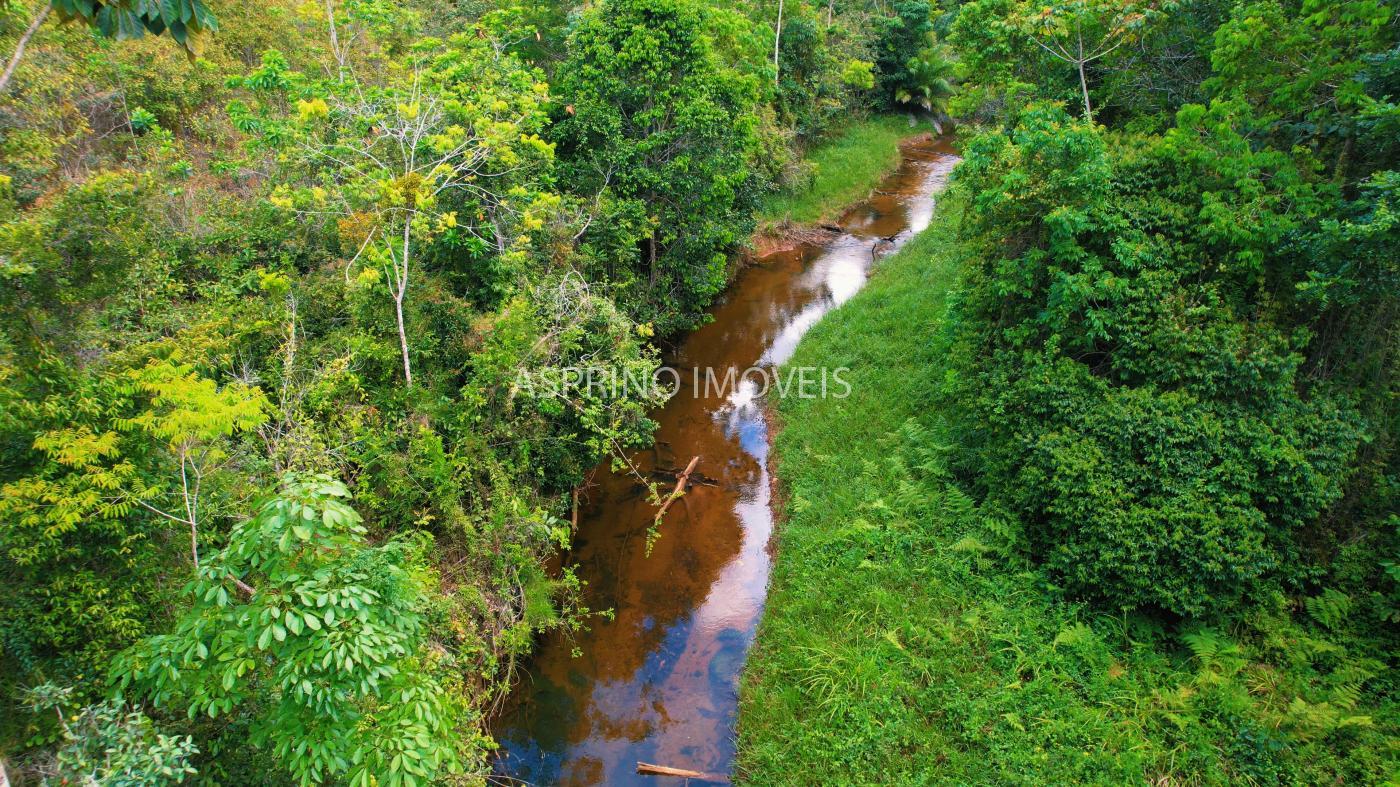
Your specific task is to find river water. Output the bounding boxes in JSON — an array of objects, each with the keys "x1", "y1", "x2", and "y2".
[{"x1": 494, "y1": 134, "x2": 960, "y2": 785}]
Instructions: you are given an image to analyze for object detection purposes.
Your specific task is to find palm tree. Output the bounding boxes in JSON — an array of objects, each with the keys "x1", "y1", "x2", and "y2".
[{"x1": 894, "y1": 47, "x2": 955, "y2": 125}]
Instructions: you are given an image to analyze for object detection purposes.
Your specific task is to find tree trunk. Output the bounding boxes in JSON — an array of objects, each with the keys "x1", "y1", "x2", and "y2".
[
  {"x1": 180, "y1": 453, "x2": 200, "y2": 568},
  {"x1": 323, "y1": 0, "x2": 345, "y2": 79},
  {"x1": 0, "y1": 1, "x2": 51, "y2": 95},
  {"x1": 647, "y1": 234, "x2": 658, "y2": 288},
  {"x1": 394, "y1": 293, "x2": 412, "y2": 387},
  {"x1": 394, "y1": 220, "x2": 414, "y2": 387},
  {"x1": 1076, "y1": 31, "x2": 1093, "y2": 123},
  {"x1": 284, "y1": 293, "x2": 298, "y2": 372},
  {"x1": 1077, "y1": 59, "x2": 1093, "y2": 122},
  {"x1": 773, "y1": 0, "x2": 784, "y2": 85}
]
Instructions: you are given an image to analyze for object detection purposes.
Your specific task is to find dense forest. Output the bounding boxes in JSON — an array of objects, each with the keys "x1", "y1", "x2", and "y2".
[
  {"x1": 0, "y1": 0, "x2": 937, "y2": 783},
  {"x1": 743, "y1": 0, "x2": 1400, "y2": 783},
  {"x1": 1, "y1": 0, "x2": 1397, "y2": 783}
]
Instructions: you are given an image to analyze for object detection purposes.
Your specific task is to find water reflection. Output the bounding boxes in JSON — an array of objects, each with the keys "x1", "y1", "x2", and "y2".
[{"x1": 494, "y1": 136, "x2": 959, "y2": 785}]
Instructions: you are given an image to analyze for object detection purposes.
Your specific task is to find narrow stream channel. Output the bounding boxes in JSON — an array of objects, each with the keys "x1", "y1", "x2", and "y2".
[{"x1": 494, "y1": 135, "x2": 960, "y2": 785}]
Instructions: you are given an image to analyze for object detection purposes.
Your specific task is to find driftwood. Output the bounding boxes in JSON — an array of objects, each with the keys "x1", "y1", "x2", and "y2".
[
  {"x1": 653, "y1": 456, "x2": 700, "y2": 528},
  {"x1": 636, "y1": 761, "x2": 727, "y2": 782},
  {"x1": 650, "y1": 466, "x2": 719, "y2": 487}
]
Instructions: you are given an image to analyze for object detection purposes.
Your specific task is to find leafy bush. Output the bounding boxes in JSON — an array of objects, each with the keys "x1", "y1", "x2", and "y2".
[
  {"x1": 115, "y1": 474, "x2": 470, "y2": 786},
  {"x1": 741, "y1": 188, "x2": 1400, "y2": 785},
  {"x1": 22, "y1": 683, "x2": 198, "y2": 786},
  {"x1": 872, "y1": 0, "x2": 935, "y2": 108},
  {"x1": 946, "y1": 103, "x2": 1367, "y2": 616}
]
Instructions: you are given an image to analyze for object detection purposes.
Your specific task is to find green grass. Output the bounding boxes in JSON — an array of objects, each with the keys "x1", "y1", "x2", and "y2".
[
  {"x1": 758, "y1": 115, "x2": 918, "y2": 226},
  {"x1": 736, "y1": 194, "x2": 1399, "y2": 784}
]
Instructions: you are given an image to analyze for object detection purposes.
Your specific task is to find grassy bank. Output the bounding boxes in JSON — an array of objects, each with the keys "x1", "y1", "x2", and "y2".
[
  {"x1": 758, "y1": 115, "x2": 917, "y2": 226},
  {"x1": 736, "y1": 192, "x2": 1398, "y2": 783}
]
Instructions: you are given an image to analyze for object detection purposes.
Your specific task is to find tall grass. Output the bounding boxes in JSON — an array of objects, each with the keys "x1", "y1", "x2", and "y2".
[
  {"x1": 758, "y1": 116, "x2": 919, "y2": 226},
  {"x1": 735, "y1": 192, "x2": 1399, "y2": 784}
]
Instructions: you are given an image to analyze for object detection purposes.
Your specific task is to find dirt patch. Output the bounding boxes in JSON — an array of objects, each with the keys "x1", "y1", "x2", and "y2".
[
  {"x1": 747, "y1": 131, "x2": 939, "y2": 261},
  {"x1": 746, "y1": 221, "x2": 840, "y2": 259},
  {"x1": 900, "y1": 131, "x2": 936, "y2": 148}
]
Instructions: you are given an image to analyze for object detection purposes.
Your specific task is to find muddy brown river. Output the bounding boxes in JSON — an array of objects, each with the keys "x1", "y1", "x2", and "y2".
[{"x1": 493, "y1": 135, "x2": 959, "y2": 785}]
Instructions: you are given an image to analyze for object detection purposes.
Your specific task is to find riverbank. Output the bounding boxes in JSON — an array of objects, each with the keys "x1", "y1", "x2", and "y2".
[
  {"x1": 755, "y1": 116, "x2": 920, "y2": 246},
  {"x1": 738, "y1": 189, "x2": 1180, "y2": 782},
  {"x1": 492, "y1": 138, "x2": 957, "y2": 785},
  {"x1": 737, "y1": 193, "x2": 981, "y2": 782},
  {"x1": 737, "y1": 192, "x2": 1398, "y2": 782}
]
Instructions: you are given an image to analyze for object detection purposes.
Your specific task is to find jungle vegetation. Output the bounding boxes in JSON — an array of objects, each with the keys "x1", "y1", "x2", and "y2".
[
  {"x1": 4, "y1": 0, "x2": 1395, "y2": 782},
  {"x1": 0, "y1": 0, "x2": 944, "y2": 782}
]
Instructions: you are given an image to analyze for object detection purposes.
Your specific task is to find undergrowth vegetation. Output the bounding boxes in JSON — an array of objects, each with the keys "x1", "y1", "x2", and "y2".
[
  {"x1": 758, "y1": 114, "x2": 916, "y2": 227},
  {"x1": 741, "y1": 194, "x2": 1399, "y2": 785},
  {"x1": 744, "y1": 0, "x2": 1399, "y2": 781}
]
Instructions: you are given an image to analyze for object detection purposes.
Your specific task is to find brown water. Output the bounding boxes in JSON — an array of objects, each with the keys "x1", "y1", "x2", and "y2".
[{"x1": 493, "y1": 135, "x2": 959, "y2": 785}]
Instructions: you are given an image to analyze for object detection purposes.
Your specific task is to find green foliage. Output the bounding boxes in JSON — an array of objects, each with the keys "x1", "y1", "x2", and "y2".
[
  {"x1": 121, "y1": 355, "x2": 270, "y2": 452},
  {"x1": 115, "y1": 474, "x2": 470, "y2": 786},
  {"x1": 22, "y1": 683, "x2": 198, "y2": 785},
  {"x1": 892, "y1": 45, "x2": 953, "y2": 114},
  {"x1": 839, "y1": 58, "x2": 875, "y2": 91},
  {"x1": 0, "y1": 171, "x2": 164, "y2": 349},
  {"x1": 0, "y1": 0, "x2": 754, "y2": 776},
  {"x1": 740, "y1": 194, "x2": 1400, "y2": 784},
  {"x1": 1012, "y1": 0, "x2": 1158, "y2": 120},
  {"x1": 0, "y1": 369, "x2": 163, "y2": 697},
  {"x1": 947, "y1": 0, "x2": 1057, "y2": 122},
  {"x1": 775, "y1": 11, "x2": 848, "y2": 140},
  {"x1": 745, "y1": 0, "x2": 1399, "y2": 776},
  {"x1": 945, "y1": 101, "x2": 1370, "y2": 616},
  {"x1": 871, "y1": 0, "x2": 934, "y2": 109},
  {"x1": 758, "y1": 114, "x2": 913, "y2": 226},
  {"x1": 0, "y1": 335, "x2": 274, "y2": 748},
  {"x1": 0, "y1": 0, "x2": 321, "y2": 199},
  {"x1": 948, "y1": 0, "x2": 1147, "y2": 124},
  {"x1": 460, "y1": 273, "x2": 663, "y2": 492},
  {"x1": 553, "y1": 0, "x2": 764, "y2": 334},
  {"x1": 1207, "y1": 0, "x2": 1391, "y2": 150},
  {"x1": 50, "y1": 0, "x2": 219, "y2": 56},
  {"x1": 479, "y1": 0, "x2": 572, "y2": 64},
  {"x1": 229, "y1": 35, "x2": 554, "y2": 386}
]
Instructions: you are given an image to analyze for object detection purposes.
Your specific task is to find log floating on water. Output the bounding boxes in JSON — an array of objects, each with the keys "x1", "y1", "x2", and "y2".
[
  {"x1": 650, "y1": 466, "x2": 719, "y2": 486},
  {"x1": 636, "y1": 761, "x2": 728, "y2": 782}
]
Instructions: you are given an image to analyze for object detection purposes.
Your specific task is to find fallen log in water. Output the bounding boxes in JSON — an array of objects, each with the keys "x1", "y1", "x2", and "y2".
[
  {"x1": 650, "y1": 466, "x2": 719, "y2": 487},
  {"x1": 636, "y1": 761, "x2": 728, "y2": 782},
  {"x1": 653, "y1": 456, "x2": 700, "y2": 528}
]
